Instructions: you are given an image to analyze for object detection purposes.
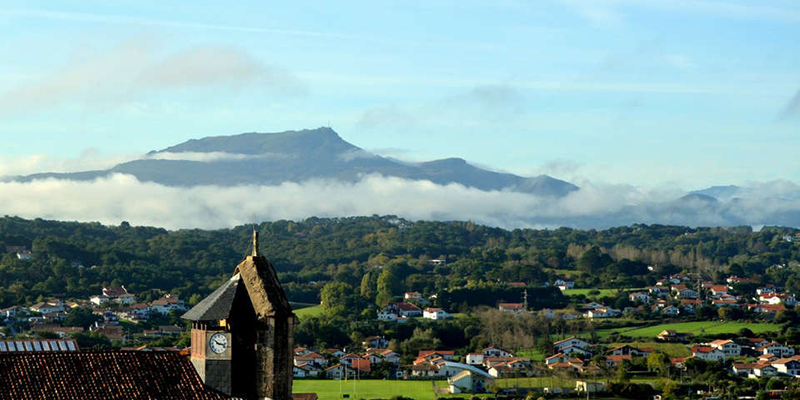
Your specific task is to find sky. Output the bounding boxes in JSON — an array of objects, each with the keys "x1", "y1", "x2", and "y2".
[{"x1": 1, "y1": 0, "x2": 799, "y2": 190}]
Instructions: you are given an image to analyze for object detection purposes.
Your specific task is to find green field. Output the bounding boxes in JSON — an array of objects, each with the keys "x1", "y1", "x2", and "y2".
[
  {"x1": 294, "y1": 377, "x2": 659, "y2": 399},
  {"x1": 517, "y1": 348, "x2": 546, "y2": 361},
  {"x1": 293, "y1": 379, "x2": 476, "y2": 400},
  {"x1": 600, "y1": 321, "x2": 781, "y2": 338},
  {"x1": 293, "y1": 303, "x2": 324, "y2": 319},
  {"x1": 562, "y1": 288, "x2": 623, "y2": 297},
  {"x1": 609, "y1": 342, "x2": 691, "y2": 357}
]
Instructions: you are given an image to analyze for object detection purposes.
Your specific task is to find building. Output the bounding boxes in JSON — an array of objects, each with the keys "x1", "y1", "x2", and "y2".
[
  {"x1": 483, "y1": 346, "x2": 512, "y2": 358},
  {"x1": 362, "y1": 336, "x2": 389, "y2": 348},
  {"x1": 553, "y1": 337, "x2": 590, "y2": 353},
  {"x1": 576, "y1": 381, "x2": 606, "y2": 393},
  {"x1": 448, "y1": 370, "x2": 493, "y2": 394},
  {"x1": 404, "y1": 292, "x2": 422, "y2": 301},
  {"x1": 708, "y1": 339, "x2": 742, "y2": 357},
  {"x1": 0, "y1": 351, "x2": 225, "y2": 399},
  {"x1": 498, "y1": 303, "x2": 525, "y2": 314},
  {"x1": 423, "y1": 307, "x2": 452, "y2": 320},
  {"x1": 771, "y1": 357, "x2": 800, "y2": 376},
  {"x1": 758, "y1": 342, "x2": 795, "y2": 358},
  {"x1": 691, "y1": 346, "x2": 726, "y2": 362},
  {"x1": 182, "y1": 230, "x2": 295, "y2": 399}
]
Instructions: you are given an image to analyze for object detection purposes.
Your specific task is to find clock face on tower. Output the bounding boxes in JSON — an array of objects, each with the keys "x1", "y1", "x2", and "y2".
[{"x1": 209, "y1": 332, "x2": 228, "y2": 354}]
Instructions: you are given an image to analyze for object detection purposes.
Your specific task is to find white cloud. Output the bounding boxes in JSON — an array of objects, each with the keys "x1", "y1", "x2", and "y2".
[
  {"x1": 143, "y1": 152, "x2": 290, "y2": 162},
  {"x1": 337, "y1": 149, "x2": 379, "y2": 162},
  {"x1": 0, "y1": 149, "x2": 134, "y2": 177},
  {"x1": 1, "y1": 174, "x2": 799, "y2": 230},
  {"x1": 0, "y1": 38, "x2": 304, "y2": 115}
]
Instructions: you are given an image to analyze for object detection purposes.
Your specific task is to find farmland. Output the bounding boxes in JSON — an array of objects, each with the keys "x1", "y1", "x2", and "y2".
[
  {"x1": 293, "y1": 303, "x2": 324, "y2": 319},
  {"x1": 599, "y1": 321, "x2": 782, "y2": 338},
  {"x1": 292, "y1": 379, "x2": 478, "y2": 400}
]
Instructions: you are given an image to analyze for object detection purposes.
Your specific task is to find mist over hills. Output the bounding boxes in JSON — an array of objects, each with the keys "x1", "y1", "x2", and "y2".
[
  {"x1": 3, "y1": 128, "x2": 800, "y2": 230},
  {"x1": 16, "y1": 127, "x2": 578, "y2": 197}
]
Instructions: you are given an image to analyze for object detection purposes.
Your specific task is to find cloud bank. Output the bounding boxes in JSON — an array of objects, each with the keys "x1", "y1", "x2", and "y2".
[
  {"x1": 1, "y1": 173, "x2": 800, "y2": 231},
  {"x1": 0, "y1": 39, "x2": 304, "y2": 115}
]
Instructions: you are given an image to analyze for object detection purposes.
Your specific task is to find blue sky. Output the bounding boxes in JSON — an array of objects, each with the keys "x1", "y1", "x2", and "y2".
[{"x1": 1, "y1": 0, "x2": 798, "y2": 188}]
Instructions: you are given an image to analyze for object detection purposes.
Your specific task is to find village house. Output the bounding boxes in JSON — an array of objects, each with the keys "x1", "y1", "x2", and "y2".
[
  {"x1": 760, "y1": 293, "x2": 797, "y2": 306},
  {"x1": 629, "y1": 292, "x2": 651, "y2": 304},
  {"x1": 448, "y1": 369, "x2": 493, "y2": 394},
  {"x1": 466, "y1": 353, "x2": 484, "y2": 365},
  {"x1": 545, "y1": 353, "x2": 572, "y2": 366},
  {"x1": 362, "y1": 335, "x2": 389, "y2": 348},
  {"x1": 759, "y1": 342, "x2": 795, "y2": 358},
  {"x1": 403, "y1": 291, "x2": 422, "y2": 302},
  {"x1": 708, "y1": 339, "x2": 742, "y2": 356},
  {"x1": 149, "y1": 294, "x2": 186, "y2": 315},
  {"x1": 586, "y1": 306, "x2": 620, "y2": 319},
  {"x1": 605, "y1": 355, "x2": 632, "y2": 367},
  {"x1": 423, "y1": 307, "x2": 452, "y2": 320},
  {"x1": 660, "y1": 306, "x2": 680, "y2": 316},
  {"x1": 498, "y1": 303, "x2": 525, "y2": 314},
  {"x1": 691, "y1": 346, "x2": 726, "y2": 362},
  {"x1": 483, "y1": 346, "x2": 512, "y2": 358},
  {"x1": 553, "y1": 337, "x2": 591, "y2": 353},
  {"x1": 29, "y1": 301, "x2": 65, "y2": 315},
  {"x1": 378, "y1": 349, "x2": 401, "y2": 364},
  {"x1": 418, "y1": 350, "x2": 455, "y2": 361},
  {"x1": 657, "y1": 330, "x2": 694, "y2": 342},
  {"x1": 771, "y1": 356, "x2": 800, "y2": 377}
]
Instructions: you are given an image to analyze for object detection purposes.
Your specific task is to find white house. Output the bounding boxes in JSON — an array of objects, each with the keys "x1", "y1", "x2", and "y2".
[
  {"x1": 377, "y1": 308, "x2": 398, "y2": 321},
  {"x1": 423, "y1": 308, "x2": 452, "y2": 320},
  {"x1": 708, "y1": 339, "x2": 741, "y2": 357},
  {"x1": 90, "y1": 295, "x2": 111, "y2": 306},
  {"x1": 466, "y1": 353, "x2": 484, "y2": 365},
  {"x1": 448, "y1": 370, "x2": 493, "y2": 394},
  {"x1": 483, "y1": 346, "x2": 512, "y2": 358},
  {"x1": 404, "y1": 291, "x2": 423, "y2": 301},
  {"x1": 772, "y1": 358, "x2": 800, "y2": 377},
  {"x1": 29, "y1": 302, "x2": 65, "y2": 314},
  {"x1": 554, "y1": 279, "x2": 574, "y2": 290},
  {"x1": 753, "y1": 363, "x2": 778, "y2": 377},
  {"x1": 149, "y1": 294, "x2": 186, "y2": 315},
  {"x1": 692, "y1": 346, "x2": 725, "y2": 362},
  {"x1": 553, "y1": 337, "x2": 590, "y2": 353},
  {"x1": 498, "y1": 303, "x2": 525, "y2": 314},
  {"x1": 759, "y1": 342, "x2": 795, "y2": 358}
]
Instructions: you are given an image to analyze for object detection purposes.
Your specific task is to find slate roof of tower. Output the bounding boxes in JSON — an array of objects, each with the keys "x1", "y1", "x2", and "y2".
[
  {"x1": 182, "y1": 274, "x2": 242, "y2": 321},
  {"x1": 0, "y1": 351, "x2": 226, "y2": 399},
  {"x1": 233, "y1": 255, "x2": 292, "y2": 318}
]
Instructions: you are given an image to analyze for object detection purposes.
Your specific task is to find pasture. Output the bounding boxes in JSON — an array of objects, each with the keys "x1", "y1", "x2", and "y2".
[{"x1": 600, "y1": 321, "x2": 781, "y2": 338}]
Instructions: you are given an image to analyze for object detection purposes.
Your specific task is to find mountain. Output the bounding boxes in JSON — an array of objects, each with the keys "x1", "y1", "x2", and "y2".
[
  {"x1": 690, "y1": 185, "x2": 740, "y2": 199},
  {"x1": 14, "y1": 128, "x2": 579, "y2": 197}
]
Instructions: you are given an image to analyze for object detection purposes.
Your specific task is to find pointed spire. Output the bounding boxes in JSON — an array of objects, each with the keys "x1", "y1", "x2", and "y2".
[{"x1": 252, "y1": 227, "x2": 259, "y2": 257}]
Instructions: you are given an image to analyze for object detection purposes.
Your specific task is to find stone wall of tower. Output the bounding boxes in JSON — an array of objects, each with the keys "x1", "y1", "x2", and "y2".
[{"x1": 254, "y1": 314, "x2": 294, "y2": 400}]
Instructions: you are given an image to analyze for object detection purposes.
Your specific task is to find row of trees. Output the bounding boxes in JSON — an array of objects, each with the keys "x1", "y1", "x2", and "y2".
[{"x1": 1, "y1": 216, "x2": 799, "y2": 309}]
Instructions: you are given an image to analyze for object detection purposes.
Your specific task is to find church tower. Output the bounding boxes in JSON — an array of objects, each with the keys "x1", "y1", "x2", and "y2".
[{"x1": 183, "y1": 230, "x2": 294, "y2": 400}]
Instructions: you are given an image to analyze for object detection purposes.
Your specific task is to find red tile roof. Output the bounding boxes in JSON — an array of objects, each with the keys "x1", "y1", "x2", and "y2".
[{"x1": 0, "y1": 351, "x2": 224, "y2": 399}]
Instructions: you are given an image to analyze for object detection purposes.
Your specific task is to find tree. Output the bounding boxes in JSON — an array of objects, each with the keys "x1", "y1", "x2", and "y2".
[
  {"x1": 63, "y1": 307, "x2": 101, "y2": 329},
  {"x1": 616, "y1": 359, "x2": 632, "y2": 382},
  {"x1": 320, "y1": 282, "x2": 361, "y2": 317},
  {"x1": 646, "y1": 352, "x2": 671, "y2": 377}
]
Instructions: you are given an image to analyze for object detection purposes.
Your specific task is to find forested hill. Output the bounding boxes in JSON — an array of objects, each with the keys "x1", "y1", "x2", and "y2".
[{"x1": 0, "y1": 215, "x2": 798, "y2": 308}]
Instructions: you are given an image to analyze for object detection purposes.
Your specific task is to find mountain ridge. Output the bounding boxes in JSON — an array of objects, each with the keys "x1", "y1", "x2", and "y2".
[{"x1": 12, "y1": 127, "x2": 580, "y2": 197}]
